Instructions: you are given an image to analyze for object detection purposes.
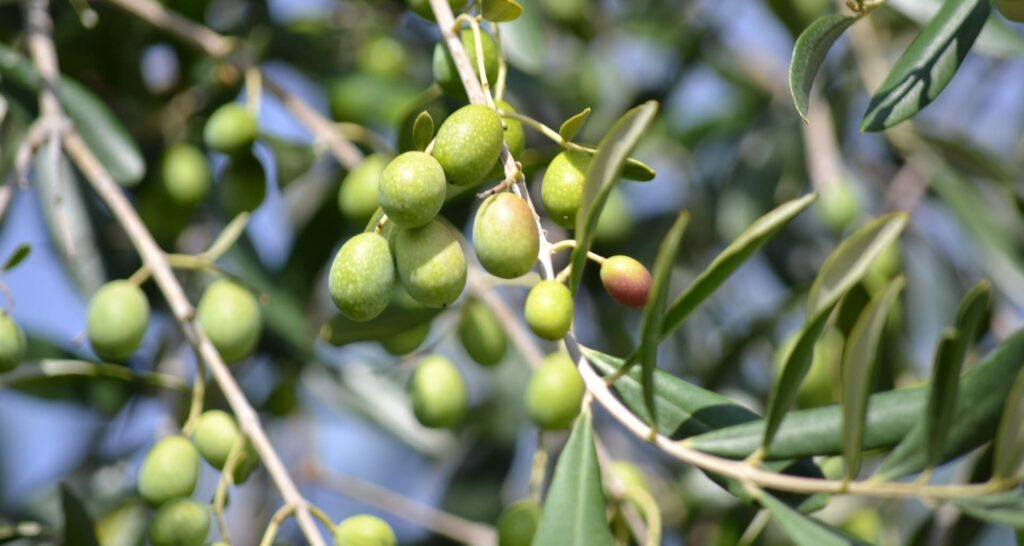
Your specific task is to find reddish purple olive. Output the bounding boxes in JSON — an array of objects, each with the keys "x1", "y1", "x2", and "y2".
[{"x1": 600, "y1": 256, "x2": 652, "y2": 309}]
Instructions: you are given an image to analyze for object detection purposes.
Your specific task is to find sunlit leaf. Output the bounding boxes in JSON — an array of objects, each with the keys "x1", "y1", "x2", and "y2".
[
  {"x1": 789, "y1": 14, "x2": 860, "y2": 120},
  {"x1": 559, "y1": 107, "x2": 592, "y2": 141}
]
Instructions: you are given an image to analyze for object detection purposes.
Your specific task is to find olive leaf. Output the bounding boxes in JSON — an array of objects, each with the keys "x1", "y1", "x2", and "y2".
[
  {"x1": 759, "y1": 490, "x2": 868, "y2": 546},
  {"x1": 993, "y1": 366, "x2": 1024, "y2": 480},
  {"x1": 2, "y1": 243, "x2": 30, "y2": 272},
  {"x1": 61, "y1": 484, "x2": 100, "y2": 546},
  {"x1": 320, "y1": 305, "x2": 442, "y2": 346},
  {"x1": 482, "y1": 0, "x2": 524, "y2": 22},
  {"x1": 953, "y1": 490, "x2": 1024, "y2": 528},
  {"x1": 789, "y1": 14, "x2": 861, "y2": 121},
  {"x1": 412, "y1": 111, "x2": 434, "y2": 152},
  {"x1": 559, "y1": 107, "x2": 592, "y2": 141}
]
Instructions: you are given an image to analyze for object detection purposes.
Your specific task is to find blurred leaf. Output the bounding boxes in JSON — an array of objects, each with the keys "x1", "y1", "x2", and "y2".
[
  {"x1": 482, "y1": 0, "x2": 524, "y2": 22},
  {"x1": 412, "y1": 111, "x2": 434, "y2": 152},
  {"x1": 559, "y1": 107, "x2": 592, "y2": 141},
  {"x1": 841, "y1": 275, "x2": 904, "y2": 479},
  {"x1": 953, "y1": 491, "x2": 1024, "y2": 528},
  {"x1": 789, "y1": 14, "x2": 860, "y2": 120},
  {"x1": 955, "y1": 280, "x2": 991, "y2": 344},
  {"x1": 760, "y1": 490, "x2": 867, "y2": 546},
  {"x1": 2, "y1": 243, "x2": 30, "y2": 272},
  {"x1": 533, "y1": 411, "x2": 614, "y2": 546},
  {"x1": 861, "y1": 0, "x2": 989, "y2": 131},
  {"x1": 570, "y1": 101, "x2": 658, "y2": 293},
  {"x1": 924, "y1": 330, "x2": 963, "y2": 470},
  {"x1": 205, "y1": 213, "x2": 250, "y2": 260},
  {"x1": 501, "y1": 0, "x2": 546, "y2": 74},
  {"x1": 661, "y1": 194, "x2": 816, "y2": 339},
  {"x1": 636, "y1": 212, "x2": 689, "y2": 430},
  {"x1": 887, "y1": 0, "x2": 1024, "y2": 58},
  {"x1": 61, "y1": 484, "x2": 100, "y2": 546},
  {"x1": 320, "y1": 305, "x2": 442, "y2": 346},
  {"x1": 993, "y1": 368, "x2": 1024, "y2": 480},
  {"x1": 807, "y1": 212, "x2": 908, "y2": 317}
]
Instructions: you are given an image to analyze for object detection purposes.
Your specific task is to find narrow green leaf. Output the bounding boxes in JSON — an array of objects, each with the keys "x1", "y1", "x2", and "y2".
[
  {"x1": 559, "y1": 107, "x2": 592, "y2": 141},
  {"x1": 637, "y1": 212, "x2": 689, "y2": 430},
  {"x1": 61, "y1": 484, "x2": 100, "y2": 546},
  {"x1": 570, "y1": 101, "x2": 658, "y2": 293},
  {"x1": 482, "y1": 0, "x2": 524, "y2": 22},
  {"x1": 621, "y1": 157, "x2": 656, "y2": 182},
  {"x1": 2, "y1": 243, "x2": 30, "y2": 272},
  {"x1": 320, "y1": 306, "x2": 442, "y2": 346},
  {"x1": 993, "y1": 367, "x2": 1024, "y2": 480},
  {"x1": 412, "y1": 111, "x2": 434, "y2": 152},
  {"x1": 789, "y1": 14, "x2": 860, "y2": 120},
  {"x1": 924, "y1": 330, "x2": 963, "y2": 470},
  {"x1": 955, "y1": 280, "x2": 992, "y2": 345},
  {"x1": 841, "y1": 275, "x2": 905, "y2": 479},
  {"x1": 953, "y1": 491, "x2": 1024, "y2": 528},
  {"x1": 888, "y1": 0, "x2": 1024, "y2": 59},
  {"x1": 760, "y1": 490, "x2": 867, "y2": 546},
  {"x1": 807, "y1": 212, "x2": 909, "y2": 317},
  {"x1": 860, "y1": 0, "x2": 990, "y2": 131},
  {"x1": 661, "y1": 194, "x2": 816, "y2": 339},
  {"x1": 533, "y1": 411, "x2": 614, "y2": 546}
]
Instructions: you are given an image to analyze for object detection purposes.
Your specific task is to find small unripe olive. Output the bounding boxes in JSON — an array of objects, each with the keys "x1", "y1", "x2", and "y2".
[
  {"x1": 609, "y1": 460, "x2": 650, "y2": 493},
  {"x1": 541, "y1": 151, "x2": 590, "y2": 228},
  {"x1": 381, "y1": 320, "x2": 431, "y2": 355},
  {"x1": 378, "y1": 152, "x2": 447, "y2": 228},
  {"x1": 816, "y1": 180, "x2": 859, "y2": 231},
  {"x1": 138, "y1": 435, "x2": 199, "y2": 506},
  {"x1": 524, "y1": 281, "x2": 573, "y2": 340},
  {"x1": 204, "y1": 103, "x2": 258, "y2": 156},
  {"x1": 339, "y1": 154, "x2": 390, "y2": 222},
  {"x1": 432, "y1": 105, "x2": 504, "y2": 187},
  {"x1": 87, "y1": 280, "x2": 150, "y2": 362},
  {"x1": 357, "y1": 35, "x2": 408, "y2": 78},
  {"x1": 997, "y1": 0, "x2": 1024, "y2": 22},
  {"x1": 334, "y1": 514, "x2": 397, "y2": 546},
  {"x1": 191, "y1": 410, "x2": 259, "y2": 484},
  {"x1": 410, "y1": 355, "x2": 468, "y2": 428},
  {"x1": 196, "y1": 279, "x2": 261, "y2": 363},
  {"x1": 148, "y1": 498, "x2": 210, "y2": 546},
  {"x1": 161, "y1": 143, "x2": 211, "y2": 207},
  {"x1": 457, "y1": 299, "x2": 507, "y2": 367},
  {"x1": 473, "y1": 193, "x2": 539, "y2": 279},
  {"x1": 395, "y1": 221, "x2": 467, "y2": 307},
  {"x1": 432, "y1": 29, "x2": 499, "y2": 100},
  {"x1": 525, "y1": 353, "x2": 585, "y2": 430},
  {"x1": 600, "y1": 256, "x2": 652, "y2": 308},
  {"x1": 485, "y1": 99, "x2": 526, "y2": 181},
  {"x1": 329, "y1": 74, "x2": 420, "y2": 126},
  {"x1": 406, "y1": 0, "x2": 468, "y2": 21},
  {"x1": 496, "y1": 499, "x2": 540, "y2": 546},
  {"x1": 329, "y1": 233, "x2": 395, "y2": 321},
  {"x1": 219, "y1": 152, "x2": 267, "y2": 216},
  {"x1": 0, "y1": 313, "x2": 26, "y2": 372}
]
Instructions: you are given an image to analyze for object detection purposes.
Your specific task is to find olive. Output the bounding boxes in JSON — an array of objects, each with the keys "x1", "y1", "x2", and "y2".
[
  {"x1": 329, "y1": 233, "x2": 395, "y2": 322},
  {"x1": 87, "y1": 280, "x2": 150, "y2": 362},
  {"x1": 148, "y1": 498, "x2": 210, "y2": 546},
  {"x1": 204, "y1": 103, "x2": 258, "y2": 156},
  {"x1": 191, "y1": 410, "x2": 259, "y2": 483},
  {"x1": 457, "y1": 299, "x2": 507, "y2": 366},
  {"x1": 496, "y1": 499, "x2": 541, "y2": 546},
  {"x1": 138, "y1": 435, "x2": 199, "y2": 506},
  {"x1": 432, "y1": 105, "x2": 504, "y2": 187},
  {"x1": 219, "y1": 152, "x2": 266, "y2": 215},
  {"x1": 473, "y1": 192, "x2": 539, "y2": 279},
  {"x1": 524, "y1": 280, "x2": 573, "y2": 340},
  {"x1": 524, "y1": 353, "x2": 585, "y2": 430},
  {"x1": 160, "y1": 143, "x2": 211, "y2": 207},
  {"x1": 541, "y1": 151, "x2": 590, "y2": 228},
  {"x1": 378, "y1": 152, "x2": 447, "y2": 228},
  {"x1": 0, "y1": 313, "x2": 26, "y2": 372},
  {"x1": 395, "y1": 220, "x2": 467, "y2": 307},
  {"x1": 334, "y1": 514, "x2": 397, "y2": 546},
  {"x1": 410, "y1": 355, "x2": 468, "y2": 428},
  {"x1": 599, "y1": 256, "x2": 652, "y2": 308},
  {"x1": 196, "y1": 279, "x2": 262, "y2": 363}
]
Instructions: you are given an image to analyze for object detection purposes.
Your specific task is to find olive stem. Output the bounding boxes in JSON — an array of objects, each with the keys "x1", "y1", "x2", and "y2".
[
  {"x1": 257, "y1": 503, "x2": 296, "y2": 546},
  {"x1": 493, "y1": 23, "x2": 508, "y2": 102},
  {"x1": 336, "y1": 122, "x2": 393, "y2": 155},
  {"x1": 548, "y1": 239, "x2": 606, "y2": 265},
  {"x1": 180, "y1": 346, "x2": 206, "y2": 437},
  {"x1": 374, "y1": 214, "x2": 389, "y2": 234},
  {"x1": 245, "y1": 66, "x2": 262, "y2": 117},
  {"x1": 475, "y1": 165, "x2": 523, "y2": 199},
  {"x1": 528, "y1": 435, "x2": 549, "y2": 502},
  {"x1": 210, "y1": 435, "x2": 250, "y2": 544},
  {"x1": 307, "y1": 504, "x2": 336, "y2": 533},
  {"x1": 466, "y1": 18, "x2": 497, "y2": 110}
]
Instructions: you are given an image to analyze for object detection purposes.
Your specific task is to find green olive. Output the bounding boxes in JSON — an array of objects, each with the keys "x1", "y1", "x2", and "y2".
[
  {"x1": 600, "y1": 256, "x2": 652, "y2": 309},
  {"x1": 334, "y1": 514, "x2": 397, "y2": 546},
  {"x1": 161, "y1": 143, "x2": 211, "y2": 207},
  {"x1": 357, "y1": 35, "x2": 408, "y2": 78},
  {"x1": 816, "y1": 180, "x2": 859, "y2": 231},
  {"x1": 473, "y1": 193, "x2": 539, "y2": 279},
  {"x1": 329, "y1": 233, "x2": 395, "y2": 321},
  {"x1": 148, "y1": 498, "x2": 210, "y2": 546},
  {"x1": 432, "y1": 105, "x2": 504, "y2": 187},
  {"x1": 541, "y1": 151, "x2": 590, "y2": 228},
  {"x1": 406, "y1": 0, "x2": 468, "y2": 20},
  {"x1": 485, "y1": 99, "x2": 526, "y2": 181},
  {"x1": 378, "y1": 151, "x2": 447, "y2": 228},
  {"x1": 328, "y1": 73, "x2": 420, "y2": 126},
  {"x1": 203, "y1": 103, "x2": 258, "y2": 156},
  {"x1": 524, "y1": 280, "x2": 573, "y2": 340},
  {"x1": 338, "y1": 154, "x2": 390, "y2": 222},
  {"x1": 0, "y1": 313, "x2": 26, "y2": 373},
  {"x1": 395, "y1": 220, "x2": 467, "y2": 307},
  {"x1": 191, "y1": 410, "x2": 259, "y2": 484},
  {"x1": 138, "y1": 435, "x2": 199, "y2": 506},
  {"x1": 196, "y1": 279, "x2": 261, "y2": 363},
  {"x1": 410, "y1": 355, "x2": 468, "y2": 428},
  {"x1": 496, "y1": 499, "x2": 540, "y2": 546},
  {"x1": 432, "y1": 29, "x2": 499, "y2": 100},
  {"x1": 524, "y1": 352, "x2": 585, "y2": 430},
  {"x1": 997, "y1": 0, "x2": 1024, "y2": 22},
  {"x1": 87, "y1": 280, "x2": 150, "y2": 362},
  {"x1": 609, "y1": 460, "x2": 649, "y2": 493},
  {"x1": 381, "y1": 320, "x2": 431, "y2": 355},
  {"x1": 457, "y1": 299, "x2": 507, "y2": 367},
  {"x1": 219, "y1": 152, "x2": 266, "y2": 216}
]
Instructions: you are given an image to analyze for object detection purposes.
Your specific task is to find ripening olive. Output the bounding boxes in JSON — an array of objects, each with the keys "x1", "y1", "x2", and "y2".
[
  {"x1": 378, "y1": 152, "x2": 447, "y2": 228},
  {"x1": 410, "y1": 355, "x2": 468, "y2": 428},
  {"x1": 161, "y1": 143, "x2": 211, "y2": 207},
  {"x1": 87, "y1": 280, "x2": 150, "y2": 362},
  {"x1": 196, "y1": 279, "x2": 261, "y2": 363},
  {"x1": 329, "y1": 233, "x2": 395, "y2": 322},
  {"x1": 524, "y1": 281, "x2": 573, "y2": 340},
  {"x1": 148, "y1": 498, "x2": 210, "y2": 546},
  {"x1": 496, "y1": 499, "x2": 540, "y2": 546},
  {"x1": 541, "y1": 151, "x2": 590, "y2": 228},
  {"x1": 334, "y1": 514, "x2": 397, "y2": 546},
  {"x1": 406, "y1": 0, "x2": 468, "y2": 21},
  {"x1": 395, "y1": 221, "x2": 467, "y2": 307},
  {"x1": 338, "y1": 154, "x2": 390, "y2": 222},
  {"x1": 432, "y1": 29, "x2": 499, "y2": 100},
  {"x1": 458, "y1": 299, "x2": 507, "y2": 367},
  {"x1": 219, "y1": 152, "x2": 267, "y2": 215},
  {"x1": 191, "y1": 410, "x2": 259, "y2": 484},
  {"x1": 816, "y1": 180, "x2": 859, "y2": 231},
  {"x1": 432, "y1": 105, "x2": 504, "y2": 187},
  {"x1": 381, "y1": 321, "x2": 431, "y2": 355},
  {"x1": 203, "y1": 103, "x2": 258, "y2": 156},
  {"x1": 138, "y1": 435, "x2": 199, "y2": 506},
  {"x1": 473, "y1": 193, "x2": 539, "y2": 278},
  {"x1": 525, "y1": 353, "x2": 585, "y2": 430},
  {"x1": 997, "y1": 0, "x2": 1024, "y2": 22},
  {"x1": 0, "y1": 313, "x2": 26, "y2": 373},
  {"x1": 600, "y1": 256, "x2": 652, "y2": 308},
  {"x1": 485, "y1": 99, "x2": 526, "y2": 181}
]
